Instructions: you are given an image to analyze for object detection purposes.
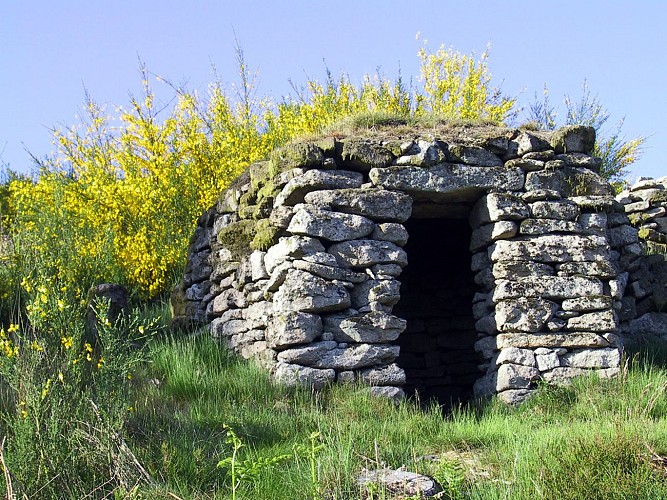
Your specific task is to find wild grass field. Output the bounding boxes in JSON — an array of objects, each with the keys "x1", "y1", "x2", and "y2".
[{"x1": 0, "y1": 43, "x2": 655, "y2": 498}]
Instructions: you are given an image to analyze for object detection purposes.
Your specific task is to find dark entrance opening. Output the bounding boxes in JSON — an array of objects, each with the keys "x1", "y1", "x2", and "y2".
[{"x1": 394, "y1": 217, "x2": 480, "y2": 406}]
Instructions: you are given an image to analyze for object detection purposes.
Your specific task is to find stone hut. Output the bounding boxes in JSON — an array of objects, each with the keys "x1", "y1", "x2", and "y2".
[{"x1": 173, "y1": 123, "x2": 662, "y2": 405}]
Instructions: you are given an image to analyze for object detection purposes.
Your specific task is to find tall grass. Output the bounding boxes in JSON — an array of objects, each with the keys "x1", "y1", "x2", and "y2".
[{"x1": 116, "y1": 333, "x2": 667, "y2": 499}]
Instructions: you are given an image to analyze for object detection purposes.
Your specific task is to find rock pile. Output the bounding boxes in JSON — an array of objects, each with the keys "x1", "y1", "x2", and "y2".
[{"x1": 173, "y1": 123, "x2": 649, "y2": 404}]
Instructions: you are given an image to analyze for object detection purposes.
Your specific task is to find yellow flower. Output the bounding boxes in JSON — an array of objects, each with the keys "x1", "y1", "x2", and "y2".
[
  {"x1": 7, "y1": 324, "x2": 19, "y2": 333},
  {"x1": 30, "y1": 340, "x2": 44, "y2": 352},
  {"x1": 61, "y1": 336, "x2": 73, "y2": 349},
  {"x1": 41, "y1": 378, "x2": 52, "y2": 400},
  {"x1": 97, "y1": 357, "x2": 105, "y2": 369}
]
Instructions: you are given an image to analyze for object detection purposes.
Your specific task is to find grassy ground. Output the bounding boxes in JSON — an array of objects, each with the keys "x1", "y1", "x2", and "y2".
[{"x1": 122, "y1": 332, "x2": 667, "y2": 500}]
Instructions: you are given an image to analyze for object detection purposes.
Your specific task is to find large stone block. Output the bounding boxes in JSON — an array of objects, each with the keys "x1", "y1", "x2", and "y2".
[
  {"x1": 529, "y1": 200, "x2": 580, "y2": 220},
  {"x1": 496, "y1": 363, "x2": 540, "y2": 391},
  {"x1": 264, "y1": 236, "x2": 325, "y2": 274},
  {"x1": 525, "y1": 167, "x2": 613, "y2": 196},
  {"x1": 266, "y1": 311, "x2": 323, "y2": 349},
  {"x1": 273, "y1": 269, "x2": 351, "y2": 313},
  {"x1": 519, "y1": 219, "x2": 582, "y2": 235},
  {"x1": 278, "y1": 342, "x2": 400, "y2": 370},
  {"x1": 447, "y1": 144, "x2": 503, "y2": 166},
  {"x1": 340, "y1": 138, "x2": 395, "y2": 172},
  {"x1": 492, "y1": 261, "x2": 554, "y2": 279},
  {"x1": 328, "y1": 240, "x2": 408, "y2": 269},
  {"x1": 566, "y1": 310, "x2": 617, "y2": 332},
  {"x1": 470, "y1": 221, "x2": 518, "y2": 251},
  {"x1": 288, "y1": 206, "x2": 375, "y2": 242},
  {"x1": 368, "y1": 164, "x2": 524, "y2": 198},
  {"x1": 560, "y1": 348, "x2": 621, "y2": 369},
  {"x1": 371, "y1": 223, "x2": 409, "y2": 246},
  {"x1": 276, "y1": 340, "x2": 338, "y2": 365},
  {"x1": 550, "y1": 125, "x2": 596, "y2": 154},
  {"x1": 358, "y1": 363, "x2": 407, "y2": 386},
  {"x1": 496, "y1": 298, "x2": 558, "y2": 332},
  {"x1": 304, "y1": 189, "x2": 413, "y2": 222},
  {"x1": 470, "y1": 192, "x2": 530, "y2": 226},
  {"x1": 273, "y1": 362, "x2": 335, "y2": 389},
  {"x1": 314, "y1": 344, "x2": 401, "y2": 370},
  {"x1": 292, "y1": 259, "x2": 368, "y2": 283},
  {"x1": 490, "y1": 235, "x2": 610, "y2": 263},
  {"x1": 496, "y1": 347, "x2": 537, "y2": 367},
  {"x1": 557, "y1": 261, "x2": 617, "y2": 278},
  {"x1": 275, "y1": 169, "x2": 364, "y2": 206},
  {"x1": 561, "y1": 296, "x2": 613, "y2": 312},
  {"x1": 493, "y1": 276, "x2": 603, "y2": 301},
  {"x1": 323, "y1": 311, "x2": 406, "y2": 343},
  {"x1": 496, "y1": 332, "x2": 610, "y2": 349}
]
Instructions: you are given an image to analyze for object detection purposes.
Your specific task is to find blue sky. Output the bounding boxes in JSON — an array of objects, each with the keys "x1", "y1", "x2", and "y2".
[{"x1": 2, "y1": 1, "x2": 666, "y2": 180}]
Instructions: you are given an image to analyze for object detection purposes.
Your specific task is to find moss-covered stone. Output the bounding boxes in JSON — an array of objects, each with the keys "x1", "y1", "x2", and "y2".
[
  {"x1": 648, "y1": 190, "x2": 667, "y2": 205},
  {"x1": 249, "y1": 161, "x2": 271, "y2": 192},
  {"x1": 550, "y1": 125, "x2": 596, "y2": 154},
  {"x1": 256, "y1": 178, "x2": 278, "y2": 203},
  {"x1": 340, "y1": 138, "x2": 395, "y2": 172},
  {"x1": 628, "y1": 212, "x2": 652, "y2": 226},
  {"x1": 239, "y1": 190, "x2": 257, "y2": 208},
  {"x1": 269, "y1": 142, "x2": 324, "y2": 176},
  {"x1": 250, "y1": 219, "x2": 280, "y2": 251},
  {"x1": 238, "y1": 205, "x2": 258, "y2": 220},
  {"x1": 217, "y1": 219, "x2": 257, "y2": 259},
  {"x1": 638, "y1": 227, "x2": 667, "y2": 244}
]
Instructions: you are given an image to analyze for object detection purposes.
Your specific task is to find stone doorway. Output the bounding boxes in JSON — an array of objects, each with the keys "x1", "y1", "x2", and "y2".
[{"x1": 394, "y1": 216, "x2": 480, "y2": 405}]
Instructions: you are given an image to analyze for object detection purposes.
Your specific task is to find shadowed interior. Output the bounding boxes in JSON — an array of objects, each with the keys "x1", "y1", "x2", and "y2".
[{"x1": 394, "y1": 217, "x2": 480, "y2": 405}]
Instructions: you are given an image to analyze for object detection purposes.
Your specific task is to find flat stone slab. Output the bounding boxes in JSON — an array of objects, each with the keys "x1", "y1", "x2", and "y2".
[
  {"x1": 328, "y1": 240, "x2": 408, "y2": 269},
  {"x1": 368, "y1": 164, "x2": 524, "y2": 199},
  {"x1": 287, "y1": 206, "x2": 375, "y2": 241},
  {"x1": 490, "y1": 235, "x2": 610, "y2": 263},
  {"x1": 275, "y1": 169, "x2": 364, "y2": 206},
  {"x1": 357, "y1": 468, "x2": 441, "y2": 498},
  {"x1": 304, "y1": 188, "x2": 413, "y2": 222},
  {"x1": 273, "y1": 269, "x2": 351, "y2": 313},
  {"x1": 493, "y1": 276, "x2": 604, "y2": 301}
]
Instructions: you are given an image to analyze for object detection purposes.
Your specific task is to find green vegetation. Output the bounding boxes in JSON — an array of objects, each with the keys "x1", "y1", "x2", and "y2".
[
  {"x1": 4, "y1": 319, "x2": 666, "y2": 499},
  {"x1": 6, "y1": 330, "x2": 664, "y2": 499}
]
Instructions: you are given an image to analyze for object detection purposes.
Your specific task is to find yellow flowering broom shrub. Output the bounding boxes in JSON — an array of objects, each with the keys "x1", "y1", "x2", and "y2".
[{"x1": 4, "y1": 45, "x2": 514, "y2": 304}]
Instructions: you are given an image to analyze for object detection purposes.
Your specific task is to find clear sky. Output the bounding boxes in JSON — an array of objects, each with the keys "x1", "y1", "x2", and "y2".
[{"x1": 2, "y1": 1, "x2": 666, "y2": 180}]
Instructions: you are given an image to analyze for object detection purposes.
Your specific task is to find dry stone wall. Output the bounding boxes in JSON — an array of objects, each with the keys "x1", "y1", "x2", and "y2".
[
  {"x1": 616, "y1": 178, "x2": 667, "y2": 346},
  {"x1": 172, "y1": 124, "x2": 653, "y2": 404}
]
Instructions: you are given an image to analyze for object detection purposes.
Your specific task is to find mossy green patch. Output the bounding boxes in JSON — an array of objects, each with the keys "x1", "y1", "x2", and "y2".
[
  {"x1": 269, "y1": 142, "x2": 324, "y2": 176},
  {"x1": 250, "y1": 219, "x2": 280, "y2": 251},
  {"x1": 256, "y1": 178, "x2": 278, "y2": 204},
  {"x1": 629, "y1": 212, "x2": 652, "y2": 226},
  {"x1": 249, "y1": 161, "x2": 271, "y2": 192},
  {"x1": 216, "y1": 219, "x2": 258, "y2": 259},
  {"x1": 648, "y1": 191, "x2": 667, "y2": 205}
]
